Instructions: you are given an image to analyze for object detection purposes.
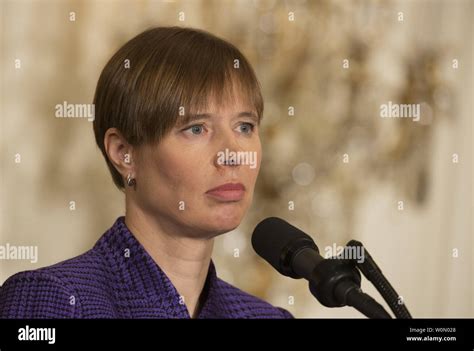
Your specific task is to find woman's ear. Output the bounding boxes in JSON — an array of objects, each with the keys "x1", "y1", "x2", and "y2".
[{"x1": 104, "y1": 128, "x2": 135, "y2": 180}]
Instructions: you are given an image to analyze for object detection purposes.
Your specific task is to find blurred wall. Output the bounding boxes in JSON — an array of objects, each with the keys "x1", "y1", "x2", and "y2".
[{"x1": 0, "y1": 0, "x2": 472, "y2": 317}]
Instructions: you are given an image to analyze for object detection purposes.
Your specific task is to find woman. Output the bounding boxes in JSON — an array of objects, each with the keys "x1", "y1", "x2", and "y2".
[{"x1": 0, "y1": 27, "x2": 292, "y2": 318}]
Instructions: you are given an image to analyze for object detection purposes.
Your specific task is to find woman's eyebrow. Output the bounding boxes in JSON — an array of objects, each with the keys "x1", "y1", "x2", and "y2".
[
  {"x1": 177, "y1": 111, "x2": 259, "y2": 125},
  {"x1": 236, "y1": 111, "x2": 259, "y2": 122}
]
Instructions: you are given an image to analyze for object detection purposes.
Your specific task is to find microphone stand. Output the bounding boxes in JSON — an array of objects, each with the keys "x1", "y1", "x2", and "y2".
[
  {"x1": 301, "y1": 253, "x2": 392, "y2": 318},
  {"x1": 298, "y1": 241, "x2": 412, "y2": 318},
  {"x1": 344, "y1": 240, "x2": 412, "y2": 319}
]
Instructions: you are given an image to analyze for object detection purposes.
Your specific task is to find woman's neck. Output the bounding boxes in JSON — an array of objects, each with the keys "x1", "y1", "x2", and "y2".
[{"x1": 124, "y1": 205, "x2": 214, "y2": 318}]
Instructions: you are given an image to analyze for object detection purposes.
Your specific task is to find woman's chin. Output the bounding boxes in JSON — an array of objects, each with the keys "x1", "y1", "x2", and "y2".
[{"x1": 204, "y1": 210, "x2": 244, "y2": 235}]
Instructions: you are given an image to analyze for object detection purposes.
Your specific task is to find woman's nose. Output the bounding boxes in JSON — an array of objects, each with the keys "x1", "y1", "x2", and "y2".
[
  {"x1": 213, "y1": 132, "x2": 244, "y2": 169},
  {"x1": 214, "y1": 147, "x2": 243, "y2": 169}
]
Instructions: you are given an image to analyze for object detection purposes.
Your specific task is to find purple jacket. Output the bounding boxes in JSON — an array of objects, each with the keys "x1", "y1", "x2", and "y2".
[{"x1": 0, "y1": 217, "x2": 292, "y2": 319}]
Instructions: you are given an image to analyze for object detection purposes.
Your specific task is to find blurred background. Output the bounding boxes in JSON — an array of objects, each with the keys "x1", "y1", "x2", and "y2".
[{"x1": 0, "y1": 0, "x2": 472, "y2": 318}]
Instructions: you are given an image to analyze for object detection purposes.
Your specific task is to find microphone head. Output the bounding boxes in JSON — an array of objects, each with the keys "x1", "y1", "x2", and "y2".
[{"x1": 251, "y1": 217, "x2": 319, "y2": 278}]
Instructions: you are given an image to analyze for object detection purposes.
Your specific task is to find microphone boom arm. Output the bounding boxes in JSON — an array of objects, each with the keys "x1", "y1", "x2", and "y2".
[{"x1": 345, "y1": 240, "x2": 412, "y2": 319}]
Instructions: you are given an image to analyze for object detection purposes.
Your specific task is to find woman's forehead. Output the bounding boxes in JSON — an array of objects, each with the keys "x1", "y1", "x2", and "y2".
[{"x1": 195, "y1": 96, "x2": 256, "y2": 115}]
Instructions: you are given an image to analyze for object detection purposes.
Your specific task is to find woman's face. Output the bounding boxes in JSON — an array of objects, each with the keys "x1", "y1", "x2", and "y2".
[{"x1": 131, "y1": 96, "x2": 262, "y2": 239}]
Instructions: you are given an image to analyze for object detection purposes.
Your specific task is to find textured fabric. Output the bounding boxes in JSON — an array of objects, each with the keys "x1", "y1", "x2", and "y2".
[{"x1": 0, "y1": 217, "x2": 292, "y2": 319}]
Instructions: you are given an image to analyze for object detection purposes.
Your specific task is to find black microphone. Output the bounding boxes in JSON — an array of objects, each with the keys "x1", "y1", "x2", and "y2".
[{"x1": 252, "y1": 217, "x2": 391, "y2": 318}]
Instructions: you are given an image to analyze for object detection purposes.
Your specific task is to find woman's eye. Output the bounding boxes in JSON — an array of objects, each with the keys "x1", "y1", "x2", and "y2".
[
  {"x1": 184, "y1": 124, "x2": 205, "y2": 135},
  {"x1": 238, "y1": 122, "x2": 255, "y2": 134}
]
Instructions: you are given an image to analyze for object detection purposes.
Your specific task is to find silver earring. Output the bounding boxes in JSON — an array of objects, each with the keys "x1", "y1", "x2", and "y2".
[{"x1": 126, "y1": 173, "x2": 136, "y2": 187}]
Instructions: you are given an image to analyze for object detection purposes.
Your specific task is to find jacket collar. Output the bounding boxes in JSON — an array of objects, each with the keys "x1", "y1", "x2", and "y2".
[{"x1": 94, "y1": 217, "x2": 226, "y2": 318}]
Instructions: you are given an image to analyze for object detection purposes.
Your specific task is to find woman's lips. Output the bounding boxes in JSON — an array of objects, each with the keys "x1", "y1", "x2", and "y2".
[{"x1": 205, "y1": 183, "x2": 246, "y2": 201}]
